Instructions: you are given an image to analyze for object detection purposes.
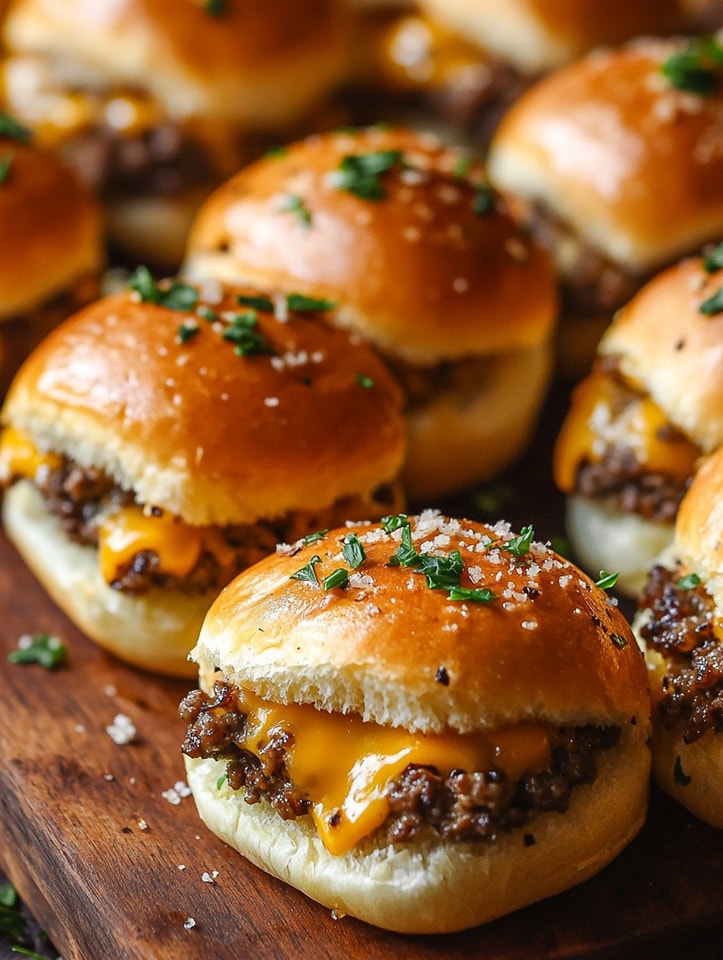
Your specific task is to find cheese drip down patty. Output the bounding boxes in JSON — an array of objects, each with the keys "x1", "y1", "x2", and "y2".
[{"x1": 180, "y1": 680, "x2": 621, "y2": 856}]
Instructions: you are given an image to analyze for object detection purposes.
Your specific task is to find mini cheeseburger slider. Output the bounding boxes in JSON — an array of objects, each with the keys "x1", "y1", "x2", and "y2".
[
  {"x1": 0, "y1": 273, "x2": 405, "y2": 677},
  {"x1": 183, "y1": 126, "x2": 558, "y2": 500},
  {"x1": 634, "y1": 444, "x2": 723, "y2": 829},
  {"x1": 553, "y1": 250, "x2": 723, "y2": 596},
  {"x1": 0, "y1": 0, "x2": 349, "y2": 267},
  {"x1": 487, "y1": 35, "x2": 723, "y2": 374},
  {"x1": 180, "y1": 510, "x2": 651, "y2": 933},
  {"x1": 0, "y1": 111, "x2": 102, "y2": 395}
]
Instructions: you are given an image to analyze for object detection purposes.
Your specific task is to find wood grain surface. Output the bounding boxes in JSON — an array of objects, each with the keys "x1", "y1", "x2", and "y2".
[{"x1": 1, "y1": 388, "x2": 722, "y2": 960}]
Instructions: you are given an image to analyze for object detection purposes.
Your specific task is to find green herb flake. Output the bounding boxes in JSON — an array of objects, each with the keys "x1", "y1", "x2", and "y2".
[
  {"x1": 279, "y1": 193, "x2": 312, "y2": 229},
  {"x1": 448, "y1": 586, "x2": 497, "y2": 604},
  {"x1": 286, "y1": 293, "x2": 336, "y2": 313},
  {"x1": 128, "y1": 264, "x2": 159, "y2": 302},
  {"x1": 237, "y1": 293, "x2": 273, "y2": 312},
  {"x1": 452, "y1": 151, "x2": 473, "y2": 179},
  {"x1": 472, "y1": 182, "x2": 495, "y2": 216},
  {"x1": 595, "y1": 570, "x2": 619, "y2": 590},
  {"x1": 290, "y1": 555, "x2": 322, "y2": 586},
  {"x1": 661, "y1": 42, "x2": 721, "y2": 97},
  {"x1": 177, "y1": 320, "x2": 200, "y2": 344},
  {"x1": 0, "y1": 883, "x2": 23, "y2": 941},
  {"x1": 8, "y1": 633, "x2": 66, "y2": 669},
  {"x1": 699, "y1": 287, "x2": 723, "y2": 316},
  {"x1": 356, "y1": 373, "x2": 375, "y2": 389},
  {"x1": 416, "y1": 550, "x2": 464, "y2": 591},
  {"x1": 264, "y1": 145, "x2": 288, "y2": 159},
  {"x1": 342, "y1": 533, "x2": 366, "y2": 569},
  {"x1": 0, "y1": 113, "x2": 31, "y2": 142},
  {"x1": 703, "y1": 242, "x2": 723, "y2": 273},
  {"x1": 610, "y1": 633, "x2": 628, "y2": 649},
  {"x1": 303, "y1": 529, "x2": 329, "y2": 546},
  {"x1": 204, "y1": 0, "x2": 227, "y2": 14},
  {"x1": 674, "y1": 755, "x2": 692, "y2": 786},
  {"x1": 322, "y1": 568, "x2": 349, "y2": 590},
  {"x1": 388, "y1": 523, "x2": 421, "y2": 568},
  {"x1": 216, "y1": 772, "x2": 228, "y2": 790},
  {"x1": 333, "y1": 149, "x2": 403, "y2": 201},
  {"x1": 196, "y1": 305, "x2": 218, "y2": 322},
  {"x1": 503, "y1": 525, "x2": 535, "y2": 558},
  {"x1": 678, "y1": 572, "x2": 702, "y2": 590},
  {"x1": 0, "y1": 151, "x2": 14, "y2": 183},
  {"x1": 127, "y1": 267, "x2": 199, "y2": 312},
  {"x1": 222, "y1": 310, "x2": 275, "y2": 357},
  {"x1": 381, "y1": 513, "x2": 408, "y2": 533}
]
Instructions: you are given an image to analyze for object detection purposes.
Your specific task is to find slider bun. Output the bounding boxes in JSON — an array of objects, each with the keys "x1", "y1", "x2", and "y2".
[
  {"x1": 184, "y1": 126, "x2": 558, "y2": 366},
  {"x1": 673, "y1": 444, "x2": 723, "y2": 604},
  {"x1": 598, "y1": 255, "x2": 723, "y2": 454},
  {"x1": 487, "y1": 38, "x2": 723, "y2": 272},
  {"x1": 0, "y1": 136, "x2": 102, "y2": 320},
  {"x1": 4, "y1": 0, "x2": 350, "y2": 127},
  {"x1": 187, "y1": 513, "x2": 651, "y2": 931},
  {"x1": 2, "y1": 281, "x2": 404, "y2": 526},
  {"x1": 416, "y1": 0, "x2": 687, "y2": 73}
]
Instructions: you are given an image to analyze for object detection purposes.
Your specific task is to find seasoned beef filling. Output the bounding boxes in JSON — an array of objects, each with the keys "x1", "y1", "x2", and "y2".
[
  {"x1": 20, "y1": 457, "x2": 400, "y2": 597},
  {"x1": 638, "y1": 564, "x2": 723, "y2": 743},
  {"x1": 180, "y1": 680, "x2": 621, "y2": 846}
]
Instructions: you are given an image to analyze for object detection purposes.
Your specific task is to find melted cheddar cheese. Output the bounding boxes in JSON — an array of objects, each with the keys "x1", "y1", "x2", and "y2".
[
  {"x1": 0, "y1": 426, "x2": 61, "y2": 483},
  {"x1": 553, "y1": 370, "x2": 701, "y2": 493},
  {"x1": 235, "y1": 688, "x2": 552, "y2": 856}
]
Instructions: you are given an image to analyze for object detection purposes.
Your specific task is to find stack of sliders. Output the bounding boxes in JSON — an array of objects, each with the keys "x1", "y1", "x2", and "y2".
[
  {"x1": 0, "y1": 0, "x2": 350, "y2": 267},
  {"x1": 0, "y1": 272, "x2": 405, "y2": 676},
  {"x1": 634, "y1": 443, "x2": 723, "y2": 829},
  {"x1": 487, "y1": 33, "x2": 723, "y2": 375},
  {"x1": 553, "y1": 249, "x2": 723, "y2": 596},
  {"x1": 183, "y1": 124, "x2": 559, "y2": 501},
  {"x1": 180, "y1": 510, "x2": 651, "y2": 933},
  {"x1": 0, "y1": 110, "x2": 103, "y2": 396}
]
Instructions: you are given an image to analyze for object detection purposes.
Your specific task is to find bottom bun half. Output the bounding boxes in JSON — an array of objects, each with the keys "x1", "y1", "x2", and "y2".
[
  {"x1": 184, "y1": 737, "x2": 650, "y2": 934},
  {"x1": 3, "y1": 481, "x2": 209, "y2": 677},
  {"x1": 565, "y1": 496, "x2": 675, "y2": 598},
  {"x1": 649, "y1": 723, "x2": 723, "y2": 830}
]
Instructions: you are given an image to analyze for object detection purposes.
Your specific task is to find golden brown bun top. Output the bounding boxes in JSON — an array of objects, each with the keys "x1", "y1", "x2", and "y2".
[
  {"x1": 487, "y1": 38, "x2": 723, "y2": 271},
  {"x1": 1, "y1": 276, "x2": 405, "y2": 525},
  {"x1": 674, "y1": 444, "x2": 723, "y2": 607},
  {"x1": 192, "y1": 511, "x2": 650, "y2": 734},
  {"x1": 0, "y1": 133, "x2": 103, "y2": 319},
  {"x1": 418, "y1": 0, "x2": 688, "y2": 73},
  {"x1": 185, "y1": 126, "x2": 558, "y2": 364},
  {"x1": 598, "y1": 253, "x2": 723, "y2": 452},
  {"x1": 4, "y1": 0, "x2": 349, "y2": 124}
]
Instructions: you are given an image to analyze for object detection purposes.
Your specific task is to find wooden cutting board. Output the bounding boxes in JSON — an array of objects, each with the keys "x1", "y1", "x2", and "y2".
[{"x1": 1, "y1": 528, "x2": 723, "y2": 960}]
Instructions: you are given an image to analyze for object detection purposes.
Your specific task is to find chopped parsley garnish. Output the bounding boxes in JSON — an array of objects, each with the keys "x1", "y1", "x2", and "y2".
[
  {"x1": 0, "y1": 113, "x2": 31, "y2": 142},
  {"x1": 216, "y1": 772, "x2": 228, "y2": 790},
  {"x1": 661, "y1": 37, "x2": 723, "y2": 97},
  {"x1": 472, "y1": 182, "x2": 495, "y2": 216},
  {"x1": 452, "y1": 151, "x2": 473, "y2": 179},
  {"x1": 447, "y1": 586, "x2": 497, "y2": 604},
  {"x1": 8, "y1": 633, "x2": 66, "y2": 669},
  {"x1": 237, "y1": 293, "x2": 273, "y2": 312},
  {"x1": 610, "y1": 633, "x2": 628, "y2": 649},
  {"x1": 197, "y1": 305, "x2": 218, "y2": 322},
  {"x1": 678, "y1": 572, "x2": 701, "y2": 590},
  {"x1": 279, "y1": 193, "x2": 312, "y2": 229},
  {"x1": 204, "y1": 0, "x2": 227, "y2": 14},
  {"x1": 302, "y1": 529, "x2": 328, "y2": 546},
  {"x1": 290, "y1": 555, "x2": 322, "y2": 586},
  {"x1": 128, "y1": 266, "x2": 199, "y2": 311},
  {"x1": 703, "y1": 242, "x2": 723, "y2": 273},
  {"x1": 0, "y1": 151, "x2": 13, "y2": 183},
  {"x1": 264, "y1": 145, "x2": 288, "y2": 159},
  {"x1": 177, "y1": 320, "x2": 200, "y2": 344},
  {"x1": 503, "y1": 525, "x2": 534, "y2": 558},
  {"x1": 416, "y1": 550, "x2": 464, "y2": 590},
  {"x1": 388, "y1": 523, "x2": 420, "y2": 568},
  {"x1": 595, "y1": 570, "x2": 619, "y2": 590},
  {"x1": 674, "y1": 755, "x2": 692, "y2": 787},
  {"x1": 342, "y1": 533, "x2": 366, "y2": 569},
  {"x1": 381, "y1": 513, "x2": 408, "y2": 533},
  {"x1": 356, "y1": 373, "x2": 375, "y2": 389},
  {"x1": 222, "y1": 310, "x2": 275, "y2": 356},
  {"x1": 699, "y1": 287, "x2": 723, "y2": 316},
  {"x1": 322, "y1": 568, "x2": 349, "y2": 590},
  {"x1": 286, "y1": 293, "x2": 336, "y2": 313},
  {"x1": 333, "y1": 149, "x2": 403, "y2": 201}
]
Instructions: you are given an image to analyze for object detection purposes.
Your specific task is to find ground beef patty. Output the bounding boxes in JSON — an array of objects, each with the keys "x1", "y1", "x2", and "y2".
[
  {"x1": 638, "y1": 564, "x2": 723, "y2": 744},
  {"x1": 179, "y1": 681, "x2": 621, "y2": 846}
]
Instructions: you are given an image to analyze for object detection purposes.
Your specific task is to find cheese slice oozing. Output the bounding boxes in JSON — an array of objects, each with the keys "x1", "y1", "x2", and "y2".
[{"x1": 234, "y1": 688, "x2": 552, "y2": 856}]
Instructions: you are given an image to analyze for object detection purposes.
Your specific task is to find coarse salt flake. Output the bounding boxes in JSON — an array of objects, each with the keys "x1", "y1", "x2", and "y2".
[{"x1": 106, "y1": 713, "x2": 136, "y2": 745}]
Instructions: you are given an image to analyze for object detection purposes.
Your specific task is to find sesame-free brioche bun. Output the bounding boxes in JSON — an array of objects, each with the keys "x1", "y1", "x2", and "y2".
[
  {"x1": 555, "y1": 253, "x2": 723, "y2": 595},
  {"x1": 184, "y1": 511, "x2": 651, "y2": 932},
  {"x1": 3, "y1": 0, "x2": 349, "y2": 129},
  {"x1": 0, "y1": 277, "x2": 405, "y2": 675},
  {"x1": 416, "y1": 0, "x2": 688, "y2": 74},
  {"x1": 487, "y1": 38, "x2": 723, "y2": 275},
  {"x1": 633, "y1": 447, "x2": 723, "y2": 828},
  {"x1": 184, "y1": 126, "x2": 558, "y2": 498}
]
